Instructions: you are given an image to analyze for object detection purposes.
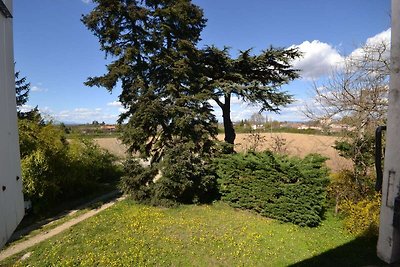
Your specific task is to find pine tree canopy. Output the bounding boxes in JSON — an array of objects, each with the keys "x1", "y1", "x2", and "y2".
[
  {"x1": 201, "y1": 46, "x2": 300, "y2": 113},
  {"x1": 82, "y1": 0, "x2": 216, "y2": 161},
  {"x1": 82, "y1": 0, "x2": 301, "y2": 157},
  {"x1": 200, "y1": 46, "x2": 300, "y2": 146}
]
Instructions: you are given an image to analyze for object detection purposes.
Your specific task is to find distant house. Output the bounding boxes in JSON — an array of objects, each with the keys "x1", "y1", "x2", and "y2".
[
  {"x1": 251, "y1": 124, "x2": 264, "y2": 130},
  {"x1": 297, "y1": 125, "x2": 323, "y2": 131},
  {"x1": 101, "y1": 125, "x2": 117, "y2": 132},
  {"x1": 330, "y1": 123, "x2": 356, "y2": 132}
]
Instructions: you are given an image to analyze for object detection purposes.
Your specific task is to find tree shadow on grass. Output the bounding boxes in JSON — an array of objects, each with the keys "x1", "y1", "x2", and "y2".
[{"x1": 289, "y1": 235, "x2": 393, "y2": 267}]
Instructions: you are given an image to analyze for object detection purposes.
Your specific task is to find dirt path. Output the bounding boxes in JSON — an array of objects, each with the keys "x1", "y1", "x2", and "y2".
[{"x1": 0, "y1": 195, "x2": 125, "y2": 262}]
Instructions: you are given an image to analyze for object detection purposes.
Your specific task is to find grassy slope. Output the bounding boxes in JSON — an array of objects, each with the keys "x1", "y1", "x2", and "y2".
[{"x1": 2, "y1": 201, "x2": 383, "y2": 267}]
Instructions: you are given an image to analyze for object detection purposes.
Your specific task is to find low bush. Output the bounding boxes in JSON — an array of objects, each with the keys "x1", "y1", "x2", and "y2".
[
  {"x1": 216, "y1": 151, "x2": 329, "y2": 227},
  {"x1": 120, "y1": 142, "x2": 219, "y2": 206},
  {"x1": 19, "y1": 119, "x2": 121, "y2": 212},
  {"x1": 327, "y1": 169, "x2": 380, "y2": 235},
  {"x1": 340, "y1": 193, "x2": 381, "y2": 236}
]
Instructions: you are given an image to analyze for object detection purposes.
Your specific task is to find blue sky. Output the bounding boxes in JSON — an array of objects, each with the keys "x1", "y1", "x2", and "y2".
[{"x1": 13, "y1": 0, "x2": 391, "y2": 124}]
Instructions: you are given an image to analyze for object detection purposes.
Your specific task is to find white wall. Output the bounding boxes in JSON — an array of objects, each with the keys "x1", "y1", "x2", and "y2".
[{"x1": 0, "y1": 0, "x2": 24, "y2": 249}]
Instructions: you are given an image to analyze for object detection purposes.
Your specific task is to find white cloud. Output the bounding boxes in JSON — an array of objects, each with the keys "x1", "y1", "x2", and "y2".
[
  {"x1": 19, "y1": 104, "x2": 34, "y2": 113},
  {"x1": 291, "y1": 28, "x2": 391, "y2": 81},
  {"x1": 49, "y1": 107, "x2": 118, "y2": 124},
  {"x1": 291, "y1": 40, "x2": 344, "y2": 80},
  {"x1": 107, "y1": 101, "x2": 128, "y2": 113},
  {"x1": 31, "y1": 85, "x2": 48, "y2": 92},
  {"x1": 349, "y1": 28, "x2": 391, "y2": 61},
  {"x1": 81, "y1": 0, "x2": 92, "y2": 4},
  {"x1": 366, "y1": 28, "x2": 390, "y2": 47},
  {"x1": 107, "y1": 101, "x2": 122, "y2": 107}
]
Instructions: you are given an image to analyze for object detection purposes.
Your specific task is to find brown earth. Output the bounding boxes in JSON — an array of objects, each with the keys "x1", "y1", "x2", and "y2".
[
  {"x1": 219, "y1": 133, "x2": 351, "y2": 172},
  {"x1": 94, "y1": 134, "x2": 351, "y2": 173},
  {"x1": 94, "y1": 138, "x2": 128, "y2": 159}
]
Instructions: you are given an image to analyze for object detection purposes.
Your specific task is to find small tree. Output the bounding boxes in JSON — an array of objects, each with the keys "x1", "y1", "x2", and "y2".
[
  {"x1": 15, "y1": 70, "x2": 30, "y2": 118},
  {"x1": 306, "y1": 40, "x2": 389, "y2": 209},
  {"x1": 250, "y1": 112, "x2": 266, "y2": 127},
  {"x1": 306, "y1": 41, "x2": 389, "y2": 135}
]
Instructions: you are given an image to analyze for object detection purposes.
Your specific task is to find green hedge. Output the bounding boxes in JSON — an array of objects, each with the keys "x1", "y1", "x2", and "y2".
[{"x1": 216, "y1": 151, "x2": 329, "y2": 227}]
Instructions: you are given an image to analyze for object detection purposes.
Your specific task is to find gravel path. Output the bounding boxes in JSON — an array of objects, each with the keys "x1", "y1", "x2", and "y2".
[{"x1": 0, "y1": 195, "x2": 125, "y2": 262}]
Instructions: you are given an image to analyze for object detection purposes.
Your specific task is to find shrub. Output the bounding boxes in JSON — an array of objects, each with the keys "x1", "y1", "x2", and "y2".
[
  {"x1": 19, "y1": 119, "x2": 121, "y2": 212},
  {"x1": 120, "y1": 142, "x2": 219, "y2": 206},
  {"x1": 68, "y1": 139, "x2": 120, "y2": 184},
  {"x1": 119, "y1": 158, "x2": 158, "y2": 201},
  {"x1": 328, "y1": 170, "x2": 376, "y2": 215},
  {"x1": 216, "y1": 151, "x2": 329, "y2": 227},
  {"x1": 340, "y1": 193, "x2": 381, "y2": 236},
  {"x1": 155, "y1": 143, "x2": 219, "y2": 204}
]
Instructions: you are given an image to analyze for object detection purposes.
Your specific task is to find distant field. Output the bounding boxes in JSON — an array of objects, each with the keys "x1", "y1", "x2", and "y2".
[
  {"x1": 226, "y1": 133, "x2": 351, "y2": 172},
  {"x1": 94, "y1": 138, "x2": 128, "y2": 159},
  {"x1": 94, "y1": 133, "x2": 351, "y2": 172}
]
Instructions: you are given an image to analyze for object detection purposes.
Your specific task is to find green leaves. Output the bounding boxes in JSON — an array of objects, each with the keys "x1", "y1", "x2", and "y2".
[
  {"x1": 83, "y1": 1, "x2": 301, "y2": 204},
  {"x1": 201, "y1": 46, "x2": 300, "y2": 113},
  {"x1": 120, "y1": 142, "x2": 219, "y2": 206},
  {"x1": 83, "y1": 0, "x2": 214, "y2": 163},
  {"x1": 19, "y1": 120, "x2": 121, "y2": 212},
  {"x1": 216, "y1": 152, "x2": 330, "y2": 227}
]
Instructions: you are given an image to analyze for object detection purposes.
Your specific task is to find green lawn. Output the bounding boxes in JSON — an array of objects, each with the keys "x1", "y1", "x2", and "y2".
[{"x1": 1, "y1": 200, "x2": 384, "y2": 267}]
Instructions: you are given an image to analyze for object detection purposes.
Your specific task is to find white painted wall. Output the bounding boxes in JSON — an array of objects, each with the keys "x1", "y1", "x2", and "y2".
[
  {"x1": 0, "y1": 0, "x2": 25, "y2": 249},
  {"x1": 377, "y1": 0, "x2": 400, "y2": 263}
]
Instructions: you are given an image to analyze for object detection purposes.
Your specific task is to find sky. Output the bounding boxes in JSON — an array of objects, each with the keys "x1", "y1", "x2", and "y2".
[{"x1": 13, "y1": 0, "x2": 391, "y2": 124}]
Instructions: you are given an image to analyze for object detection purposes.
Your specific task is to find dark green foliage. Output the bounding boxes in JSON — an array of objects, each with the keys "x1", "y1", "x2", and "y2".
[
  {"x1": 120, "y1": 142, "x2": 219, "y2": 206},
  {"x1": 15, "y1": 71, "x2": 30, "y2": 108},
  {"x1": 332, "y1": 133, "x2": 377, "y2": 206},
  {"x1": 334, "y1": 133, "x2": 375, "y2": 178},
  {"x1": 82, "y1": 0, "x2": 214, "y2": 161},
  {"x1": 15, "y1": 70, "x2": 34, "y2": 119},
  {"x1": 156, "y1": 143, "x2": 219, "y2": 204},
  {"x1": 120, "y1": 158, "x2": 158, "y2": 201},
  {"x1": 201, "y1": 46, "x2": 300, "y2": 146},
  {"x1": 216, "y1": 151, "x2": 329, "y2": 227},
  {"x1": 19, "y1": 119, "x2": 121, "y2": 212},
  {"x1": 83, "y1": 0, "x2": 219, "y2": 204},
  {"x1": 82, "y1": 0, "x2": 300, "y2": 205}
]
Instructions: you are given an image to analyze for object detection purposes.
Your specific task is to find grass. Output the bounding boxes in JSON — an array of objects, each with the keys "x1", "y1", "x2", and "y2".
[
  {"x1": 4, "y1": 183, "x2": 119, "y2": 250},
  {"x1": 1, "y1": 200, "x2": 384, "y2": 267}
]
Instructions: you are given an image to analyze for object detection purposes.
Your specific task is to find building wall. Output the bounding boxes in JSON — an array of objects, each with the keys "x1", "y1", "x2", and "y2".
[{"x1": 0, "y1": 0, "x2": 24, "y2": 248}]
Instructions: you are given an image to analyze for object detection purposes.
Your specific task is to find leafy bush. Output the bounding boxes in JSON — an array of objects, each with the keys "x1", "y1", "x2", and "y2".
[
  {"x1": 68, "y1": 139, "x2": 120, "y2": 184},
  {"x1": 19, "y1": 119, "x2": 121, "y2": 211},
  {"x1": 340, "y1": 193, "x2": 381, "y2": 236},
  {"x1": 328, "y1": 170, "x2": 376, "y2": 213},
  {"x1": 120, "y1": 142, "x2": 219, "y2": 206},
  {"x1": 216, "y1": 151, "x2": 329, "y2": 227},
  {"x1": 120, "y1": 158, "x2": 158, "y2": 201}
]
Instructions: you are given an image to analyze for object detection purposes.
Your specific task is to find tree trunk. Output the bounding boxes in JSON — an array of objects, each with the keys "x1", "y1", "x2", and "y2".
[{"x1": 222, "y1": 94, "x2": 236, "y2": 151}]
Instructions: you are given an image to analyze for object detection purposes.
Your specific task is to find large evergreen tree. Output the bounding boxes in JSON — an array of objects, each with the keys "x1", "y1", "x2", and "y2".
[
  {"x1": 83, "y1": 1, "x2": 300, "y2": 157},
  {"x1": 83, "y1": 1, "x2": 301, "y2": 204},
  {"x1": 82, "y1": 0, "x2": 216, "y2": 163},
  {"x1": 201, "y1": 46, "x2": 300, "y2": 148}
]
